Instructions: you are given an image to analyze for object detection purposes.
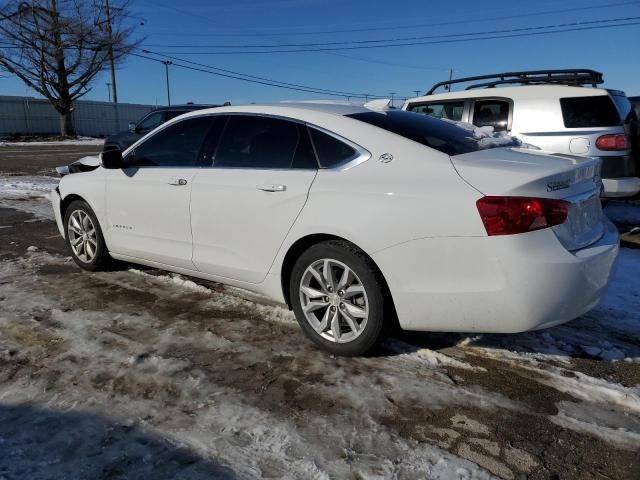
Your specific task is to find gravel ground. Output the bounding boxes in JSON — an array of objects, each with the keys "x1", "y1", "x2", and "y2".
[{"x1": 0, "y1": 145, "x2": 639, "y2": 479}]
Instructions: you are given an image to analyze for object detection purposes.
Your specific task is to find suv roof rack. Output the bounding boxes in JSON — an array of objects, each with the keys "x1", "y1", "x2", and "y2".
[{"x1": 425, "y1": 69, "x2": 603, "y2": 95}]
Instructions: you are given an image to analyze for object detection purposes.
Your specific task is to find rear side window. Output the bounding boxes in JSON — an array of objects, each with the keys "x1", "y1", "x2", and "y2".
[
  {"x1": 560, "y1": 96, "x2": 620, "y2": 128},
  {"x1": 214, "y1": 115, "x2": 313, "y2": 169},
  {"x1": 308, "y1": 128, "x2": 356, "y2": 168},
  {"x1": 472, "y1": 100, "x2": 510, "y2": 131},
  {"x1": 347, "y1": 110, "x2": 513, "y2": 156},
  {"x1": 407, "y1": 101, "x2": 465, "y2": 121},
  {"x1": 128, "y1": 117, "x2": 211, "y2": 167}
]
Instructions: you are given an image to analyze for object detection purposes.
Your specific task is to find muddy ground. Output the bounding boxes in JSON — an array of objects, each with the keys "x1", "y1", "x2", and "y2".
[{"x1": 0, "y1": 145, "x2": 639, "y2": 479}]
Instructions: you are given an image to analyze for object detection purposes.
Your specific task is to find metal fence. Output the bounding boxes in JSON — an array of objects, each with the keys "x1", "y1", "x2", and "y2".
[{"x1": 0, "y1": 95, "x2": 157, "y2": 137}]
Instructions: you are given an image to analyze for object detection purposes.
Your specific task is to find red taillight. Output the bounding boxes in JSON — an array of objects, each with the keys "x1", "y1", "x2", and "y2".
[
  {"x1": 476, "y1": 196, "x2": 570, "y2": 236},
  {"x1": 595, "y1": 134, "x2": 630, "y2": 151}
]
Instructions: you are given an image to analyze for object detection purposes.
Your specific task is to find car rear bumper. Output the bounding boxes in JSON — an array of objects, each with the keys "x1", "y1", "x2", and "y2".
[
  {"x1": 51, "y1": 187, "x2": 65, "y2": 239},
  {"x1": 601, "y1": 177, "x2": 640, "y2": 198},
  {"x1": 372, "y1": 220, "x2": 619, "y2": 333}
]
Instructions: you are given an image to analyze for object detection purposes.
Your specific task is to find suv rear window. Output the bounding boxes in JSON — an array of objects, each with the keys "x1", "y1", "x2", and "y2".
[
  {"x1": 560, "y1": 96, "x2": 620, "y2": 128},
  {"x1": 346, "y1": 110, "x2": 517, "y2": 156}
]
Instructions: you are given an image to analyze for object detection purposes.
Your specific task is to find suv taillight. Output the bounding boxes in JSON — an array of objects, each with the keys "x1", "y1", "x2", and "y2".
[
  {"x1": 476, "y1": 196, "x2": 569, "y2": 236},
  {"x1": 595, "y1": 134, "x2": 630, "y2": 151}
]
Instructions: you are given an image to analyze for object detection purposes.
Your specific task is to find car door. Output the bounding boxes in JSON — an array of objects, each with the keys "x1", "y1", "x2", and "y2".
[
  {"x1": 105, "y1": 116, "x2": 212, "y2": 269},
  {"x1": 190, "y1": 114, "x2": 318, "y2": 284}
]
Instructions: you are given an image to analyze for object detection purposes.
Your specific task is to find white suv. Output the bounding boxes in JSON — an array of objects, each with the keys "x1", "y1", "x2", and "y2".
[{"x1": 403, "y1": 69, "x2": 640, "y2": 198}]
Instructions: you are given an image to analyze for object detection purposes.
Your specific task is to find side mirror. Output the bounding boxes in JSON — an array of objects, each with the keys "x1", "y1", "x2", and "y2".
[
  {"x1": 128, "y1": 122, "x2": 136, "y2": 132},
  {"x1": 100, "y1": 148, "x2": 123, "y2": 169}
]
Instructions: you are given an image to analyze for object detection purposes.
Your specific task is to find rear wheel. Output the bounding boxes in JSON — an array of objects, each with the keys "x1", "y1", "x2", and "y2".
[
  {"x1": 64, "y1": 200, "x2": 112, "y2": 271},
  {"x1": 289, "y1": 240, "x2": 387, "y2": 356}
]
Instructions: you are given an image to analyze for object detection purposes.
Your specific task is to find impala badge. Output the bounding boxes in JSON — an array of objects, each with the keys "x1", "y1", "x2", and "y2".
[{"x1": 379, "y1": 153, "x2": 394, "y2": 163}]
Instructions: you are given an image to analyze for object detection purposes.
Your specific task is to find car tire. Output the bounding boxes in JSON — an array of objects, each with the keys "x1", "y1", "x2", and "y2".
[
  {"x1": 289, "y1": 240, "x2": 387, "y2": 356},
  {"x1": 64, "y1": 200, "x2": 112, "y2": 271}
]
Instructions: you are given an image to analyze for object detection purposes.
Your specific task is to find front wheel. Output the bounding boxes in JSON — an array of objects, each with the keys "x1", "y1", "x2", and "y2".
[
  {"x1": 289, "y1": 240, "x2": 387, "y2": 356},
  {"x1": 64, "y1": 200, "x2": 112, "y2": 271}
]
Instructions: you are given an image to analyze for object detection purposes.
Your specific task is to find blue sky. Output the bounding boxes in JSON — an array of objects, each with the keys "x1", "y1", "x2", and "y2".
[{"x1": 2, "y1": 0, "x2": 640, "y2": 106}]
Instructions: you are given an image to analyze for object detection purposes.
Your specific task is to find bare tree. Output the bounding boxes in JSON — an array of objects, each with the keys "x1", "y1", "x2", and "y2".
[{"x1": 0, "y1": 0, "x2": 139, "y2": 136}]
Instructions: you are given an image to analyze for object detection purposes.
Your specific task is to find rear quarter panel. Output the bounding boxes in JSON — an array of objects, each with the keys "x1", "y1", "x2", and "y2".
[{"x1": 269, "y1": 127, "x2": 486, "y2": 276}]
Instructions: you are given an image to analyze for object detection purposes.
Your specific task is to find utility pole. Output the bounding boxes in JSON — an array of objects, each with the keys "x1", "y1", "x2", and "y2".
[
  {"x1": 389, "y1": 92, "x2": 395, "y2": 107},
  {"x1": 414, "y1": 90, "x2": 421, "y2": 97},
  {"x1": 106, "y1": 82, "x2": 111, "y2": 102},
  {"x1": 104, "y1": 0, "x2": 117, "y2": 103},
  {"x1": 163, "y1": 61, "x2": 172, "y2": 105}
]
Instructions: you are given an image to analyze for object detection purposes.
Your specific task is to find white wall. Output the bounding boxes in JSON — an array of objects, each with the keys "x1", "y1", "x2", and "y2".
[{"x1": 0, "y1": 95, "x2": 156, "y2": 137}]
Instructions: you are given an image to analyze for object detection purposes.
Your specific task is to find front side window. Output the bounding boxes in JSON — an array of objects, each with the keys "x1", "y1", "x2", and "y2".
[
  {"x1": 127, "y1": 117, "x2": 212, "y2": 168},
  {"x1": 560, "y1": 96, "x2": 621, "y2": 128},
  {"x1": 214, "y1": 115, "x2": 307, "y2": 169},
  {"x1": 472, "y1": 100, "x2": 510, "y2": 131},
  {"x1": 136, "y1": 112, "x2": 165, "y2": 133},
  {"x1": 407, "y1": 101, "x2": 465, "y2": 121},
  {"x1": 308, "y1": 128, "x2": 357, "y2": 168}
]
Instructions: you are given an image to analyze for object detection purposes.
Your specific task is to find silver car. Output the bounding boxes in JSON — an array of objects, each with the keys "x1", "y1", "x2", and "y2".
[{"x1": 403, "y1": 69, "x2": 640, "y2": 198}]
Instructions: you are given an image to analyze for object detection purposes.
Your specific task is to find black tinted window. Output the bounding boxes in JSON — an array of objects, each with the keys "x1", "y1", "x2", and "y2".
[
  {"x1": 128, "y1": 117, "x2": 211, "y2": 167},
  {"x1": 292, "y1": 126, "x2": 319, "y2": 169},
  {"x1": 215, "y1": 116, "x2": 300, "y2": 168},
  {"x1": 560, "y1": 96, "x2": 620, "y2": 128},
  {"x1": 309, "y1": 128, "x2": 356, "y2": 168},
  {"x1": 201, "y1": 116, "x2": 229, "y2": 166},
  {"x1": 472, "y1": 100, "x2": 509, "y2": 131},
  {"x1": 347, "y1": 110, "x2": 513, "y2": 156},
  {"x1": 408, "y1": 101, "x2": 465, "y2": 121}
]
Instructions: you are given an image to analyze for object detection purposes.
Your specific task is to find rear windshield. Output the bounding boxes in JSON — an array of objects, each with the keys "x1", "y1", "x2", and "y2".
[
  {"x1": 559, "y1": 96, "x2": 621, "y2": 128},
  {"x1": 346, "y1": 110, "x2": 518, "y2": 156}
]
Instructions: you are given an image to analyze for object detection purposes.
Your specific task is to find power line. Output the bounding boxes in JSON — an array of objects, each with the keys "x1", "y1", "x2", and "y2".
[
  {"x1": 137, "y1": 50, "x2": 389, "y2": 98},
  {"x1": 141, "y1": 0, "x2": 640, "y2": 37},
  {"x1": 143, "y1": 16, "x2": 640, "y2": 49},
  {"x1": 130, "y1": 52, "x2": 406, "y2": 100},
  {"x1": 143, "y1": 19, "x2": 640, "y2": 55}
]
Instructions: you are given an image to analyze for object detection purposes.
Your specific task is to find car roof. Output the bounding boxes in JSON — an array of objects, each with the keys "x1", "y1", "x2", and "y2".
[
  {"x1": 405, "y1": 85, "x2": 611, "y2": 104},
  {"x1": 152, "y1": 104, "x2": 221, "y2": 112},
  {"x1": 182, "y1": 102, "x2": 373, "y2": 119}
]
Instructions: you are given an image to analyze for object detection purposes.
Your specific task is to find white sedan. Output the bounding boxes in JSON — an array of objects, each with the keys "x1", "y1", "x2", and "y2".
[{"x1": 51, "y1": 103, "x2": 619, "y2": 356}]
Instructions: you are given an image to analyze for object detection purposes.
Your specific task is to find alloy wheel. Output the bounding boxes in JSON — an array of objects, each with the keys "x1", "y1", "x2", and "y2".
[
  {"x1": 299, "y1": 258, "x2": 369, "y2": 343},
  {"x1": 67, "y1": 210, "x2": 98, "y2": 263}
]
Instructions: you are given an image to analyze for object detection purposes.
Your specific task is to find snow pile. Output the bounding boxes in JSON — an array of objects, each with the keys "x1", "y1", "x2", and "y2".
[
  {"x1": 0, "y1": 175, "x2": 58, "y2": 219},
  {"x1": 442, "y1": 119, "x2": 522, "y2": 149}
]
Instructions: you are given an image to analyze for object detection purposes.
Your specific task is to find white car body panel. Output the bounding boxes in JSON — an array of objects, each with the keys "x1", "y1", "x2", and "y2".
[
  {"x1": 51, "y1": 103, "x2": 620, "y2": 334},
  {"x1": 105, "y1": 167, "x2": 198, "y2": 270},
  {"x1": 190, "y1": 168, "x2": 317, "y2": 283}
]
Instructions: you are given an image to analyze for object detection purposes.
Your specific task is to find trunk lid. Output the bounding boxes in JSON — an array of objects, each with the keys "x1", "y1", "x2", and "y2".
[{"x1": 452, "y1": 147, "x2": 605, "y2": 250}]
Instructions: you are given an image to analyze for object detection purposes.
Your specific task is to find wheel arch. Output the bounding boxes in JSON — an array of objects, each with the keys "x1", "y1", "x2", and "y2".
[
  {"x1": 280, "y1": 234, "x2": 398, "y2": 326},
  {"x1": 60, "y1": 193, "x2": 89, "y2": 221}
]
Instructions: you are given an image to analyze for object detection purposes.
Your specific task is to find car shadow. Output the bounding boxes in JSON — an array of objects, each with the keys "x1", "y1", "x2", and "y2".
[{"x1": 0, "y1": 404, "x2": 236, "y2": 479}]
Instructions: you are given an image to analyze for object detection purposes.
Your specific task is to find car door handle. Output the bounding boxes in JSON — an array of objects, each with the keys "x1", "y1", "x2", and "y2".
[
  {"x1": 168, "y1": 179, "x2": 188, "y2": 186},
  {"x1": 257, "y1": 184, "x2": 286, "y2": 192}
]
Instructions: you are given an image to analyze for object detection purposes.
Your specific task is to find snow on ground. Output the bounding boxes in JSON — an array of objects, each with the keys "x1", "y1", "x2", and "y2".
[
  {"x1": 1, "y1": 174, "x2": 640, "y2": 478},
  {"x1": 0, "y1": 251, "x2": 498, "y2": 479},
  {"x1": 0, "y1": 136, "x2": 104, "y2": 147},
  {"x1": 0, "y1": 175, "x2": 58, "y2": 220}
]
